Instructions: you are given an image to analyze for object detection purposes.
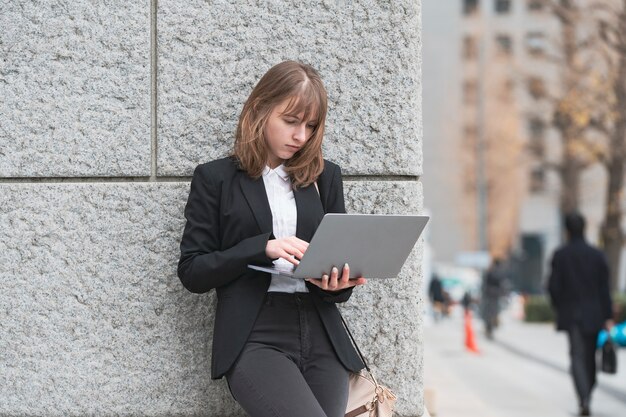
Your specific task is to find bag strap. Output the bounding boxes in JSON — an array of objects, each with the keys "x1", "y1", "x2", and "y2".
[
  {"x1": 313, "y1": 181, "x2": 374, "y2": 377},
  {"x1": 339, "y1": 312, "x2": 371, "y2": 373},
  {"x1": 346, "y1": 405, "x2": 369, "y2": 417}
]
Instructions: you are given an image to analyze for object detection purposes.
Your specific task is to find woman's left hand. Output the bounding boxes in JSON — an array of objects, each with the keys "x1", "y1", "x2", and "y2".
[{"x1": 306, "y1": 263, "x2": 367, "y2": 292}]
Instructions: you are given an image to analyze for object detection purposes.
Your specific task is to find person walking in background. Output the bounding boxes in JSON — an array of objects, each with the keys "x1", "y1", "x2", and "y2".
[
  {"x1": 481, "y1": 258, "x2": 508, "y2": 340},
  {"x1": 461, "y1": 289, "x2": 474, "y2": 315},
  {"x1": 428, "y1": 273, "x2": 446, "y2": 321},
  {"x1": 548, "y1": 213, "x2": 614, "y2": 417}
]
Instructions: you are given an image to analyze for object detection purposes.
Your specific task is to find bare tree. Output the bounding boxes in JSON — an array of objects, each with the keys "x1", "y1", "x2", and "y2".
[
  {"x1": 548, "y1": 0, "x2": 598, "y2": 215},
  {"x1": 592, "y1": 0, "x2": 626, "y2": 291},
  {"x1": 542, "y1": 0, "x2": 626, "y2": 290}
]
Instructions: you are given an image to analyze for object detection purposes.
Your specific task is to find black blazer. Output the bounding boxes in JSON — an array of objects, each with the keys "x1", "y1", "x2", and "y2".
[
  {"x1": 547, "y1": 237, "x2": 613, "y2": 333},
  {"x1": 178, "y1": 156, "x2": 365, "y2": 379}
]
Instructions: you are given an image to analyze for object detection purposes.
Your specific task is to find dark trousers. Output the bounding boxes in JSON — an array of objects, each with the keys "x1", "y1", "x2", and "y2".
[
  {"x1": 226, "y1": 292, "x2": 349, "y2": 417},
  {"x1": 567, "y1": 325, "x2": 599, "y2": 406}
]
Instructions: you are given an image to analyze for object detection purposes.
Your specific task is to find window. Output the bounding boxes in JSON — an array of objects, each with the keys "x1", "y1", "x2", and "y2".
[
  {"x1": 530, "y1": 167, "x2": 545, "y2": 192},
  {"x1": 527, "y1": 77, "x2": 546, "y2": 99},
  {"x1": 526, "y1": 32, "x2": 546, "y2": 56},
  {"x1": 463, "y1": 36, "x2": 479, "y2": 60},
  {"x1": 495, "y1": 0, "x2": 511, "y2": 14},
  {"x1": 526, "y1": 32, "x2": 546, "y2": 55},
  {"x1": 464, "y1": 0, "x2": 479, "y2": 16},
  {"x1": 528, "y1": 118, "x2": 545, "y2": 157},
  {"x1": 528, "y1": 118, "x2": 545, "y2": 139},
  {"x1": 463, "y1": 80, "x2": 479, "y2": 104},
  {"x1": 527, "y1": 0, "x2": 544, "y2": 12},
  {"x1": 495, "y1": 34, "x2": 513, "y2": 56},
  {"x1": 528, "y1": 118, "x2": 547, "y2": 186}
]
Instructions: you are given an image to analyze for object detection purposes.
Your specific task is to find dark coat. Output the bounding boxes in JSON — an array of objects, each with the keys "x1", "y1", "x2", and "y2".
[
  {"x1": 177, "y1": 156, "x2": 364, "y2": 379},
  {"x1": 547, "y1": 237, "x2": 613, "y2": 333},
  {"x1": 481, "y1": 265, "x2": 507, "y2": 319},
  {"x1": 428, "y1": 277, "x2": 444, "y2": 303}
]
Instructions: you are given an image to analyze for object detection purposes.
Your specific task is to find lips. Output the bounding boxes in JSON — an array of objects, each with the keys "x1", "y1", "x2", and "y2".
[{"x1": 286, "y1": 145, "x2": 301, "y2": 151}]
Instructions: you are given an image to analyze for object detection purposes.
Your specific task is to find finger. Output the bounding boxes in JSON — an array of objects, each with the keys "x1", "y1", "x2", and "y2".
[
  {"x1": 339, "y1": 273, "x2": 362, "y2": 289},
  {"x1": 339, "y1": 277, "x2": 366, "y2": 288},
  {"x1": 280, "y1": 250, "x2": 300, "y2": 265},
  {"x1": 282, "y1": 238, "x2": 303, "y2": 251},
  {"x1": 287, "y1": 236, "x2": 308, "y2": 245},
  {"x1": 340, "y1": 263, "x2": 350, "y2": 284},
  {"x1": 354, "y1": 277, "x2": 367, "y2": 286},
  {"x1": 284, "y1": 245, "x2": 305, "y2": 261},
  {"x1": 329, "y1": 267, "x2": 339, "y2": 290},
  {"x1": 289, "y1": 238, "x2": 309, "y2": 254},
  {"x1": 321, "y1": 274, "x2": 329, "y2": 290},
  {"x1": 280, "y1": 241, "x2": 305, "y2": 259},
  {"x1": 292, "y1": 236, "x2": 309, "y2": 246}
]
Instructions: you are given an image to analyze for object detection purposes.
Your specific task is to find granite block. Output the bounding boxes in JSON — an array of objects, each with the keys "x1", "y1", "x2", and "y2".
[
  {"x1": 157, "y1": 0, "x2": 422, "y2": 177},
  {"x1": 0, "y1": 0, "x2": 150, "y2": 177},
  {"x1": 0, "y1": 179, "x2": 423, "y2": 416}
]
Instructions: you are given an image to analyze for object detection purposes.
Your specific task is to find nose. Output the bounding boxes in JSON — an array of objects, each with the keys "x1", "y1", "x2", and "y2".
[{"x1": 293, "y1": 123, "x2": 306, "y2": 142}]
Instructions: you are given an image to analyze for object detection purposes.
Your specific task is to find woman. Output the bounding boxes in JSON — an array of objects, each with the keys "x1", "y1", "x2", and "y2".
[{"x1": 178, "y1": 61, "x2": 367, "y2": 417}]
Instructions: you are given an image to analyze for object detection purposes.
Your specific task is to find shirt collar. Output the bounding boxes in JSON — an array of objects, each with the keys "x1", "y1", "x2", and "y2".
[{"x1": 263, "y1": 164, "x2": 290, "y2": 182}]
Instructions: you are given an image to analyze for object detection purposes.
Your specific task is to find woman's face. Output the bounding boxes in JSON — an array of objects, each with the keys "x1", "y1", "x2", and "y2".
[{"x1": 264, "y1": 98, "x2": 318, "y2": 169}]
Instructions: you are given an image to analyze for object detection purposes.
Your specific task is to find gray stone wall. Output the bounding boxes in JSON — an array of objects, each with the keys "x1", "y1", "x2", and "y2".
[
  {"x1": 0, "y1": 1, "x2": 424, "y2": 416},
  {"x1": 0, "y1": 0, "x2": 151, "y2": 177}
]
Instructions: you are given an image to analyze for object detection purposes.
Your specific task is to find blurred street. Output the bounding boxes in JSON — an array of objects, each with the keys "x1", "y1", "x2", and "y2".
[{"x1": 424, "y1": 307, "x2": 626, "y2": 417}]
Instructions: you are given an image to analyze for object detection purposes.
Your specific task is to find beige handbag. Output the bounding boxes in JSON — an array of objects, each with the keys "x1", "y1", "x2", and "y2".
[{"x1": 341, "y1": 315, "x2": 397, "y2": 417}]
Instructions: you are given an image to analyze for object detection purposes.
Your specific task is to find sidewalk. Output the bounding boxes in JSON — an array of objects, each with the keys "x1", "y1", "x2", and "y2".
[{"x1": 423, "y1": 308, "x2": 626, "y2": 417}]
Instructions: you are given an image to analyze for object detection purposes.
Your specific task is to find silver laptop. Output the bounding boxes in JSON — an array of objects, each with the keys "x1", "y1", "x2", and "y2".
[{"x1": 248, "y1": 214, "x2": 429, "y2": 279}]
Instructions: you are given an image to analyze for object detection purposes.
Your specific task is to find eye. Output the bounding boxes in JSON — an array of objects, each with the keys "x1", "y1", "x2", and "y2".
[
  {"x1": 283, "y1": 117, "x2": 298, "y2": 125},
  {"x1": 307, "y1": 124, "x2": 317, "y2": 130}
]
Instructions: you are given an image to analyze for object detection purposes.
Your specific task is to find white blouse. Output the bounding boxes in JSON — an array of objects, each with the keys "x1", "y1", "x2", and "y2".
[{"x1": 262, "y1": 164, "x2": 308, "y2": 293}]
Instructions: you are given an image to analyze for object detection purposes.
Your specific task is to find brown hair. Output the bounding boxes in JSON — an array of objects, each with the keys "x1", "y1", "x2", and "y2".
[{"x1": 233, "y1": 61, "x2": 327, "y2": 188}]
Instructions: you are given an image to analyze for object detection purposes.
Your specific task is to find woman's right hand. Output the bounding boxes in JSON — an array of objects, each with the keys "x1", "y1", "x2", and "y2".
[{"x1": 265, "y1": 236, "x2": 309, "y2": 266}]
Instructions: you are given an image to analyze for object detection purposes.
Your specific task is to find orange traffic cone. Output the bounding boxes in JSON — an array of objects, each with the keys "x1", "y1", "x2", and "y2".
[{"x1": 464, "y1": 310, "x2": 480, "y2": 354}]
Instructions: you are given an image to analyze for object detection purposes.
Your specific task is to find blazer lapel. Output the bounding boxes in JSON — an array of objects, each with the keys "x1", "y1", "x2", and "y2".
[
  {"x1": 240, "y1": 174, "x2": 273, "y2": 235},
  {"x1": 294, "y1": 184, "x2": 325, "y2": 242}
]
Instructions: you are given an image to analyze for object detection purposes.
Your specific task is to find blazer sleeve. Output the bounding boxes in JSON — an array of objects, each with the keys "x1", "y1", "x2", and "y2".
[
  {"x1": 306, "y1": 163, "x2": 354, "y2": 303},
  {"x1": 178, "y1": 164, "x2": 273, "y2": 293}
]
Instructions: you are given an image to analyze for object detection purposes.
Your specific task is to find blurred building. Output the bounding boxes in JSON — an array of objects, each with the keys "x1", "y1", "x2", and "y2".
[{"x1": 423, "y1": 0, "x2": 617, "y2": 292}]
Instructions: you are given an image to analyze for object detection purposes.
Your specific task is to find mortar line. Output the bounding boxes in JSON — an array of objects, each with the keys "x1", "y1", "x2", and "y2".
[
  {"x1": 0, "y1": 175, "x2": 421, "y2": 184},
  {"x1": 150, "y1": 0, "x2": 158, "y2": 181},
  {"x1": 343, "y1": 175, "x2": 421, "y2": 182}
]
